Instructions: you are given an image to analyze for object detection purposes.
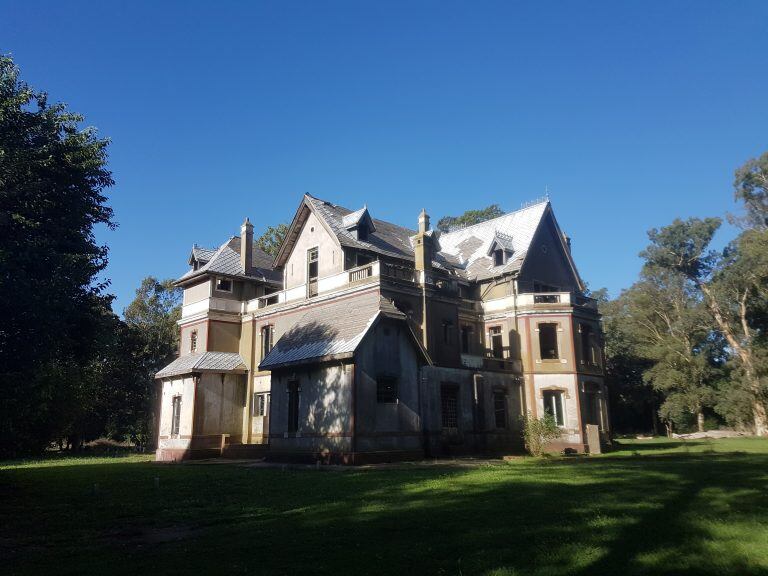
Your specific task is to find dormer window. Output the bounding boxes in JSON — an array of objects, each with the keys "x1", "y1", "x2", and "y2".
[
  {"x1": 357, "y1": 223, "x2": 369, "y2": 242},
  {"x1": 215, "y1": 277, "x2": 233, "y2": 293},
  {"x1": 493, "y1": 249, "x2": 505, "y2": 267}
]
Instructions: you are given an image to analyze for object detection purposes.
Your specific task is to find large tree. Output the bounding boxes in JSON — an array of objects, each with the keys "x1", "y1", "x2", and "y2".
[
  {"x1": 0, "y1": 55, "x2": 115, "y2": 456},
  {"x1": 436, "y1": 204, "x2": 504, "y2": 232},
  {"x1": 256, "y1": 223, "x2": 288, "y2": 257}
]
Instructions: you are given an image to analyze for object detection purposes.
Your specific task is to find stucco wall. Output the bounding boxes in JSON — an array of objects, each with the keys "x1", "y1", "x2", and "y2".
[
  {"x1": 532, "y1": 373, "x2": 582, "y2": 446},
  {"x1": 208, "y1": 320, "x2": 241, "y2": 353},
  {"x1": 183, "y1": 280, "x2": 211, "y2": 305},
  {"x1": 284, "y1": 212, "x2": 343, "y2": 290},
  {"x1": 180, "y1": 321, "x2": 208, "y2": 356},
  {"x1": 156, "y1": 376, "x2": 196, "y2": 459}
]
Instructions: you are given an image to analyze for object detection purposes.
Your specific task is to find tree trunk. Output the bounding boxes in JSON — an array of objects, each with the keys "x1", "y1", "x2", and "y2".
[
  {"x1": 697, "y1": 411, "x2": 705, "y2": 433},
  {"x1": 697, "y1": 282, "x2": 768, "y2": 437}
]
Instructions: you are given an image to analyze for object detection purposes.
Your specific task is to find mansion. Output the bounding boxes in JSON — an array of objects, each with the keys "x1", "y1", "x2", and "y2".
[{"x1": 155, "y1": 194, "x2": 609, "y2": 463}]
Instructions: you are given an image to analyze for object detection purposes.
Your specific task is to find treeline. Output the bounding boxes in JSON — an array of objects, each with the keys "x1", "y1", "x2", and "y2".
[
  {"x1": 0, "y1": 56, "x2": 180, "y2": 457},
  {"x1": 603, "y1": 152, "x2": 768, "y2": 436}
]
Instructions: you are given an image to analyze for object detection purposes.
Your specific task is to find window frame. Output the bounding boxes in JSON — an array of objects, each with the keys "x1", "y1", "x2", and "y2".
[
  {"x1": 376, "y1": 376, "x2": 399, "y2": 404},
  {"x1": 261, "y1": 325, "x2": 274, "y2": 360},
  {"x1": 493, "y1": 390, "x2": 507, "y2": 429},
  {"x1": 215, "y1": 276, "x2": 233, "y2": 293},
  {"x1": 287, "y1": 380, "x2": 300, "y2": 433},
  {"x1": 542, "y1": 389, "x2": 565, "y2": 427},
  {"x1": 538, "y1": 322, "x2": 560, "y2": 360},
  {"x1": 190, "y1": 329, "x2": 198, "y2": 353},
  {"x1": 493, "y1": 248, "x2": 505, "y2": 267},
  {"x1": 440, "y1": 384, "x2": 460, "y2": 430},
  {"x1": 171, "y1": 395, "x2": 182, "y2": 436}
]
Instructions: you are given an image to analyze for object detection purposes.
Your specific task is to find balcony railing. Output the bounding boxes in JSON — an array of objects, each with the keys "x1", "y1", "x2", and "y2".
[{"x1": 482, "y1": 291, "x2": 598, "y2": 313}]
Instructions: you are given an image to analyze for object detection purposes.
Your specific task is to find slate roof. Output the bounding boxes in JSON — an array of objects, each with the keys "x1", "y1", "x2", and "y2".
[
  {"x1": 306, "y1": 195, "x2": 416, "y2": 261},
  {"x1": 437, "y1": 201, "x2": 550, "y2": 281},
  {"x1": 259, "y1": 292, "x2": 414, "y2": 370},
  {"x1": 156, "y1": 352, "x2": 247, "y2": 379},
  {"x1": 178, "y1": 238, "x2": 282, "y2": 285}
]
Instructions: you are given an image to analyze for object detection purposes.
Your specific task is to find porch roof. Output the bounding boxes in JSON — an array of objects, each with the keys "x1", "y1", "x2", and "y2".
[{"x1": 155, "y1": 352, "x2": 247, "y2": 379}]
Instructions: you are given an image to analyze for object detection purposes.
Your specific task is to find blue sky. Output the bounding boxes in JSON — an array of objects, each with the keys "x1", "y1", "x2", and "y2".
[{"x1": 3, "y1": 1, "x2": 767, "y2": 313}]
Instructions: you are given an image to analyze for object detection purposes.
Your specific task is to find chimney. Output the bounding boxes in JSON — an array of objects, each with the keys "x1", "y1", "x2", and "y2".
[
  {"x1": 414, "y1": 208, "x2": 432, "y2": 272},
  {"x1": 241, "y1": 217, "x2": 254, "y2": 274}
]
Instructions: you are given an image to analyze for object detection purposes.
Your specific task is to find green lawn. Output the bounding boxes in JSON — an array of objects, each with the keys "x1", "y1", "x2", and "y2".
[{"x1": 3, "y1": 438, "x2": 768, "y2": 575}]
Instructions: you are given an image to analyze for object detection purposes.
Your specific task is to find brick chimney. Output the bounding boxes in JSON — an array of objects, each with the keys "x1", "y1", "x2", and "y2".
[
  {"x1": 241, "y1": 217, "x2": 253, "y2": 274},
  {"x1": 414, "y1": 208, "x2": 432, "y2": 273}
]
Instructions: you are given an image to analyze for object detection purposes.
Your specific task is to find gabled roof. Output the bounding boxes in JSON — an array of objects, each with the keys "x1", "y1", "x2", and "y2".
[
  {"x1": 156, "y1": 352, "x2": 247, "y2": 379},
  {"x1": 190, "y1": 246, "x2": 217, "y2": 266},
  {"x1": 178, "y1": 238, "x2": 282, "y2": 286},
  {"x1": 437, "y1": 201, "x2": 549, "y2": 281},
  {"x1": 275, "y1": 194, "x2": 417, "y2": 267},
  {"x1": 259, "y1": 291, "x2": 429, "y2": 370},
  {"x1": 487, "y1": 231, "x2": 515, "y2": 255}
]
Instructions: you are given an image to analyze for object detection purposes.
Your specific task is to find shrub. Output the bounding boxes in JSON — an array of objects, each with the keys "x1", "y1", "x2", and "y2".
[{"x1": 521, "y1": 413, "x2": 562, "y2": 456}]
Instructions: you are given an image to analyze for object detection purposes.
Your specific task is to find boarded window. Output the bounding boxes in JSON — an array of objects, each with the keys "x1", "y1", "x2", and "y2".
[
  {"x1": 287, "y1": 381, "x2": 300, "y2": 433},
  {"x1": 494, "y1": 391, "x2": 507, "y2": 429},
  {"x1": 261, "y1": 325, "x2": 274, "y2": 360},
  {"x1": 539, "y1": 323, "x2": 559, "y2": 360},
  {"x1": 441, "y1": 385, "x2": 459, "y2": 429},
  {"x1": 171, "y1": 395, "x2": 182, "y2": 436},
  {"x1": 253, "y1": 392, "x2": 270, "y2": 417},
  {"x1": 542, "y1": 390, "x2": 565, "y2": 426},
  {"x1": 376, "y1": 377, "x2": 398, "y2": 404},
  {"x1": 190, "y1": 330, "x2": 198, "y2": 352}
]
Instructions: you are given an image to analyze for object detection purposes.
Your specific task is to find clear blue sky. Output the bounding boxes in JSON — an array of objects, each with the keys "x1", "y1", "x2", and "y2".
[{"x1": 3, "y1": 1, "x2": 767, "y2": 313}]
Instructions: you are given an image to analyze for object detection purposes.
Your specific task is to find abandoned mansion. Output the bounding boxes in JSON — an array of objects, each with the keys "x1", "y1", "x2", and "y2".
[{"x1": 155, "y1": 194, "x2": 609, "y2": 462}]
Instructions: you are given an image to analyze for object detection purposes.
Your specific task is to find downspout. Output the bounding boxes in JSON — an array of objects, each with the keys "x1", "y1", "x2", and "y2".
[{"x1": 350, "y1": 360, "x2": 357, "y2": 464}]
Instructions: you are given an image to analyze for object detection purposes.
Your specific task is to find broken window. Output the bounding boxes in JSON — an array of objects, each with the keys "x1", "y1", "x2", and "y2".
[
  {"x1": 580, "y1": 324, "x2": 597, "y2": 366},
  {"x1": 307, "y1": 248, "x2": 319, "y2": 297},
  {"x1": 441, "y1": 385, "x2": 459, "y2": 429},
  {"x1": 490, "y1": 326, "x2": 504, "y2": 359},
  {"x1": 493, "y1": 249, "x2": 505, "y2": 267},
  {"x1": 190, "y1": 330, "x2": 198, "y2": 352},
  {"x1": 261, "y1": 325, "x2": 274, "y2": 360},
  {"x1": 376, "y1": 377, "x2": 398, "y2": 404},
  {"x1": 215, "y1": 277, "x2": 233, "y2": 292},
  {"x1": 539, "y1": 323, "x2": 559, "y2": 360},
  {"x1": 253, "y1": 392, "x2": 270, "y2": 417},
  {"x1": 460, "y1": 325, "x2": 473, "y2": 354},
  {"x1": 542, "y1": 390, "x2": 565, "y2": 426},
  {"x1": 171, "y1": 396, "x2": 182, "y2": 436},
  {"x1": 493, "y1": 390, "x2": 507, "y2": 429}
]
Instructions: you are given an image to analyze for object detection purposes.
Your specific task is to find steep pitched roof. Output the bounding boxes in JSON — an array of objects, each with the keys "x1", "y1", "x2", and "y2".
[
  {"x1": 437, "y1": 201, "x2": 549, "y2": 281},
  {"x1": 156, "y1": 352, "x2": 247, "y2": 379},
  {"x1": 177, "y1": 238, "x2": 281, "y2": 285},
  {"x1": 259, "y1": 291, "x2": 427, "y2": 370}
]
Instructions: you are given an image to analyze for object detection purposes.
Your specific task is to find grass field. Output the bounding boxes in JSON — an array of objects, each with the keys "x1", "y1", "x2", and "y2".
[{"x1": 3, "y1": 438, "x2": 768, "y2": 575}]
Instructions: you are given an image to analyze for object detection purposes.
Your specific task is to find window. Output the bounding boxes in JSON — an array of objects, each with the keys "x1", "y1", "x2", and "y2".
[
  {"x1": 585, "y1": 392, "x2": 601, "y2": 427},
  {"x1": 307, "y1": 248, "x2": 319, "y2": 297},
  {"x1": 580, "y1": 324, "x2": 596, "y2": 366},
  {"x1": 441, "y1": 385, "x2": 459, "y2": 429},
  {"x1": 287, "y1": 380, "x2": 300, "y2": 433},
  {"x1": 460, "y1": 325, "x2": 473, "y2": 354},
  {"x1": 215, "y1": 277, "x2": 233, "y2": 292},
  {"x1": 493, "y1": 391, "x2": 507, "y2": 429},
  {"x1": 190, "y1": 330, "x2": 198, "y2": 352},
  {"x1": 539, "y1": 323, "x2": 559, "y2": 360},
  {"x1": 261, "y1": 325, "x2": 274, "y2": 360},
  {"x1": 493, "y1": 249, "x2": 505, "y2": 267},
  {"x1": 171, "y1": 396, "x2": 182, "y2": 436},
  {"x1": 542, "y1": 390, "x2": 565, "y2": 426},
  {"x1": 490, "y1": 326, "x2": 503, "y2": 359},
  {"x1": 357, "y1": 224, "x2": 369, "y2": 242},
  {"x1": 253, "y1": 392, "x2": 270, "y2": 417},
  {"x1": 442, "y1": 320, "x2": 453, "y2": 345},
  {"x1": 376, "y1": 377, "x2": 398, "y2": 404}
]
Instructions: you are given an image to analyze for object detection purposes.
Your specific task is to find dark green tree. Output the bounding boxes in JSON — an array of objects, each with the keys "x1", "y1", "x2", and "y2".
[
  {"x1": 0, "y1": 55, "x2": 115, "y2": 456},
  {"x1": 436, "y1": 204, "x2": 505, "y2": 232},
  {"x1": 256, "y1": 223, "x2": 289, "y2": 257}
]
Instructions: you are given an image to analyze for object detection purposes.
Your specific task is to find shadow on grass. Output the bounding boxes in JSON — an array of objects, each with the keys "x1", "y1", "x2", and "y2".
[
  {"x1": 611, "y1": 440, "x2": 709, "y2": 452},
  {"x1": 3, "y1": 451, "x2": 768, "y2": 575}
]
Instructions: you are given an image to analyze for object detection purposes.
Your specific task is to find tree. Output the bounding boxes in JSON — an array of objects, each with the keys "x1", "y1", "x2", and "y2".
[
  {"x1": 621, "y1": 268, "x2": 722, "y2": 433},
  {"x1": 732, "y1": 151, "x2": 768, "y2": 231},
  {"x1": 119, "y1": 277, "x2": 181, "y2": 447},
  {"x1": 643, "y1": 216, "x2": 768, "y2": 435},
  {"x1": 0, "y1": 55, "x2": 115, "y2": 456},
  {"x1": 436, "y1": 204, "x2": 504, "y2": 232},
  {"x1": 256, "y1": 223, "x2": 288, "y2": 257}
]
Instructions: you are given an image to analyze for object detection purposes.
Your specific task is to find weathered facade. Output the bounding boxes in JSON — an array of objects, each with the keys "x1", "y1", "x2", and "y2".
[{"x1": 156, "y1": 195, "x2": 609, "y2": 462}]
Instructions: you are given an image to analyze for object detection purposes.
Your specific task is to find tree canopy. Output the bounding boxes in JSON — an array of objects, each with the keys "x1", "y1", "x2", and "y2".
[
  {"x1": 256, "y1": 223, "x2": 288, "y2": 257},
  {"x1": 436, "y1": 204, "x2": 504, "y2": 232}
]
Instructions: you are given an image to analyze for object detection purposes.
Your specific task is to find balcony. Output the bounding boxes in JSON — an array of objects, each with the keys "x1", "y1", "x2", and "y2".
[
  {"x1": 181, "y1": 297, "x2": 244, "y2": 319},
  {"x1": 249, "y1": 261, "x2": 419, "y2": 312},
  {"x1": 481, "y1": 291, "x2": 598, "y2": 314}
]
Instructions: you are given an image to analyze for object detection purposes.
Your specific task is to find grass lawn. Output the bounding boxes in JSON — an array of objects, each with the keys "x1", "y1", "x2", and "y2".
[{"x1": 3, "y1": 438, "x2": 768, "y2": 575}]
